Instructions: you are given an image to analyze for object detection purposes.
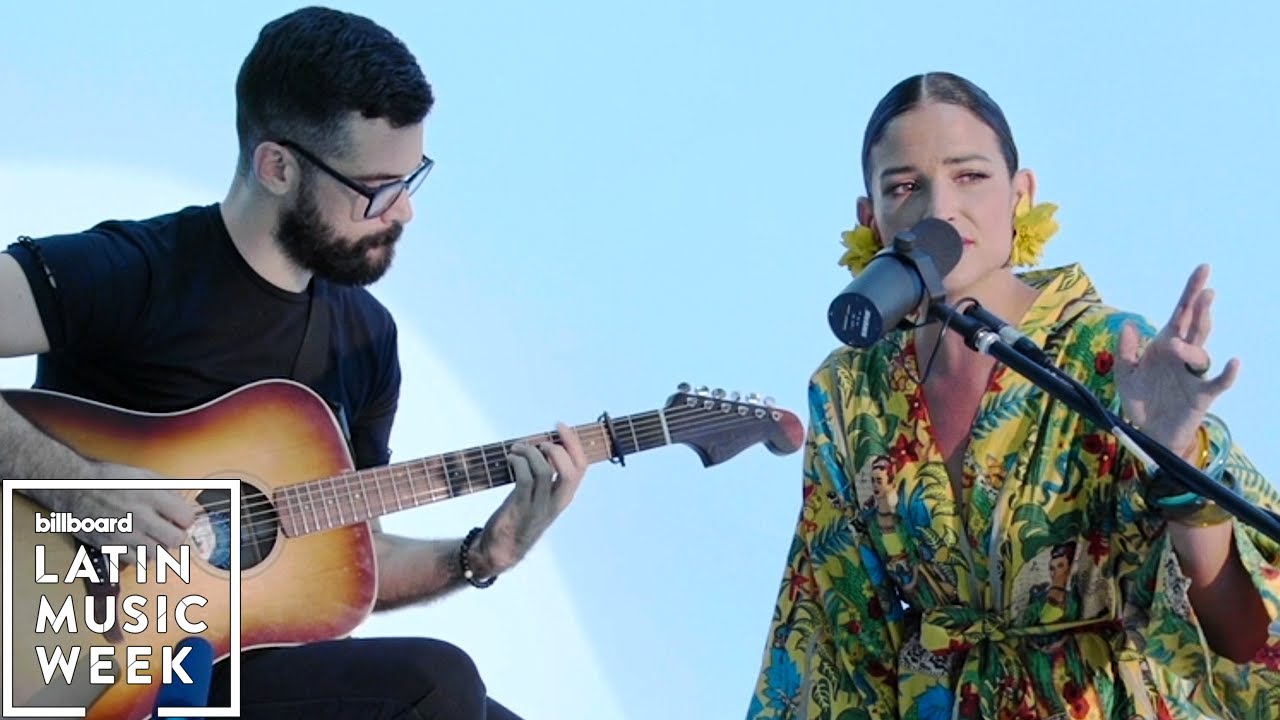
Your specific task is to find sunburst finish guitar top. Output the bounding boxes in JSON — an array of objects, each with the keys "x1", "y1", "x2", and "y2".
[{"x1": 1, "y1": 379, "x2": 802, "y2": 719}]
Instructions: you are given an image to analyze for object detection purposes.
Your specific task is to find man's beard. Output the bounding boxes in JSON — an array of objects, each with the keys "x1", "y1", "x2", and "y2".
[{"x1": 275, "y1": 180, "x2": 402, "y2": 286}]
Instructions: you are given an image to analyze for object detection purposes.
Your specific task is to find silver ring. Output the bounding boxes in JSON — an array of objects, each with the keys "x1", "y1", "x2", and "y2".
[{"x1": 1185, "y1": 361, "x2": 1210, "y2": 378}]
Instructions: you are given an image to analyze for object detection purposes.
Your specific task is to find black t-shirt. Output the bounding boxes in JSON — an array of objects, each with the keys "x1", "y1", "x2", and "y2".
[{"x1": 4, "y1": 203, "x2": 401, "y2": 469}]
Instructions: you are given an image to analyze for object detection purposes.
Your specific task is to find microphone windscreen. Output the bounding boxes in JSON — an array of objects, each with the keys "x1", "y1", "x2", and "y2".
[{"x1": 903, "y1": 217, "x2": 963, "y2": 276}]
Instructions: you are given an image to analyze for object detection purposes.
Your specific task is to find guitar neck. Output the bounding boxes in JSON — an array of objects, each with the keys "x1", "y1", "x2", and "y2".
[{"x1": 274, "y1": 410, "x2": 669, "y2": 537}]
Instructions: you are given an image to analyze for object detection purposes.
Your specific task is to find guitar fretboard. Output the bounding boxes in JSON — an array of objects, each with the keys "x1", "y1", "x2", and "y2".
[{"x1": 273, "y1": 410, "x2": 669, "y2": 537}]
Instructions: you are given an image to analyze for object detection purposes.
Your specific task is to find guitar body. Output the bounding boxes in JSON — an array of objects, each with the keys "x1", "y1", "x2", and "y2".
[
  {"x1": 1, "y1": 377, "x2": 806, "y2": 719},
  {"x1": 2, "y1": 381, "x2": 378, "y2": 720}
]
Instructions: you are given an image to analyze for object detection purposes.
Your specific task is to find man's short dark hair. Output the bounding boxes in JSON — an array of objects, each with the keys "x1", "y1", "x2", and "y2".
[{"x1": 235, "y1": 6, "x2": 434, "y2": 174}]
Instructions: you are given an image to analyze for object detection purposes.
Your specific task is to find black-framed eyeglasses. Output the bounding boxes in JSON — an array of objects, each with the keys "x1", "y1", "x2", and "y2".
[{"x1": 277, "y1": 139, "x2": 433, "y2": 219}]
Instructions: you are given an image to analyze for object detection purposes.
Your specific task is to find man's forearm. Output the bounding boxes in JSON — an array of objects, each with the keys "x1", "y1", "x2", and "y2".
[
  {"x1": 372, "y1": 532, "x2": 498, "y2": 611},
  {"x1": 0, "y1": 394, "x2": 94, "y2": 479}
]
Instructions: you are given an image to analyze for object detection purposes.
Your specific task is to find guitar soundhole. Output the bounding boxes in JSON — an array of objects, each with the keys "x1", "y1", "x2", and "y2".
[{"x1": 191, "y1": 483, "x2": 279, "y2": 572}]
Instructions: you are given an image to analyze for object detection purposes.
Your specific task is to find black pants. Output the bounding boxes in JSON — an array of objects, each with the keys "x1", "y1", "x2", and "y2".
[{"x1": 208, "y1": 637, "x2": 521, "y2": 719}]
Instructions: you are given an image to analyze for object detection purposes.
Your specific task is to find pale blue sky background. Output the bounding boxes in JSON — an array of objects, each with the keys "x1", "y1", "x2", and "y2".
[{"x1": 2, "y1": 2, "x2": 1277, "y2": 718}]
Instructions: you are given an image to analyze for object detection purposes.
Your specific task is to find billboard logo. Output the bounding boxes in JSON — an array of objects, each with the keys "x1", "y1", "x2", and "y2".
[{"x1": 3, "y1": 479, "x2": 242, "y2": 719}]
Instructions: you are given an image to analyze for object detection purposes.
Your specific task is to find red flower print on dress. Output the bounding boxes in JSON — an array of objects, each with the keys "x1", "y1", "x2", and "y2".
[{"x1": 1095, "y1": 350, "x2": 1114, "y2": 375}]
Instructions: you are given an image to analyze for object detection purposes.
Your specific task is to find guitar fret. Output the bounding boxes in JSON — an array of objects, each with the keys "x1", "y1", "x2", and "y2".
[
  {"x1": 496, "y1": 445, "x2": 509, "y2": 484},
  {"x1": 427, "y1": 462, "x2": 440, "y2": 500},
  {"x1": 270, "y1": 395, "x2": 780, "y2": 538},
  {"x1": 465, "y1": 451, "x2": 477, "y2": 493},
  {"x1": 300, "y1": 486, "x2": 310, "y2": 535},
  {"x1": 479, "y1": 445, "x2": 495, "y2": 488},
  {"x1": 635, "y1": 411, "x2": 665, "y2": 453},
  {"x1": 389, "y1": 467, "x2": 401, "y2": 510},
  {"x1": 585, "y1": 423, "x2": 608, "y2": 463},
  {"x1": 386, "y1": 468, "x2": 395, "y2": 507},
  {"x1": 307, "y1": 483, "x2": 322, "y2": 533},
  {"x1": 321, "y1": 481, "x2": 334, "y2": 530},
  {"x1": 346, "y1": 474, "x2": 362, "y2": 524},
  {"x1": 334, "y1": 479, "x2": 346, "y2": 526},
  {"x1": 626, "y1": 416, "x2": 641, "y2": 455},
  {"x1": 441, "y1": 453, "x2": 459, "y2": 498},
  {"x1": 375, "y1": 473, "x2": 388, "y2": 516},
  {"x1": 443, "y1": 457, "x2": 455, "y2": 497},
  {"x1": 374, "y1": 473, "x2": 384, "y2": 517},
  {"x1": 498, "y1": 443, "x2": 513, "y2": 486},
  {"x1": 343, "y1": 471, "x2": 353, "y2": 520}
]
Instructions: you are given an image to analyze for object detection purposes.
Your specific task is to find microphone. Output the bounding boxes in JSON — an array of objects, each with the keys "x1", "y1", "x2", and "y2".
[
  {"x1": 827, "y1": 218, "x2": 963, "y2": 348},
  {"x1": 152, "y1": 636, "x2": 215, "y2": 720},
  {"x1": 961, "y1": 303, "x2": 1053, "y2": 368}
]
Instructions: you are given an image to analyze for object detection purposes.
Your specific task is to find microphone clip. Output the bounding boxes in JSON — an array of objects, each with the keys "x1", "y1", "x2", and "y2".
[{"x1": 883, "y1": 228, "x2": 948, "y2": 327}]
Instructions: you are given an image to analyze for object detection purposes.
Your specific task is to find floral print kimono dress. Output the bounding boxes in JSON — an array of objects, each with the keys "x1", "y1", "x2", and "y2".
[{"x1": 749, "y1": 264, "x2": 1280, "y2": 720}]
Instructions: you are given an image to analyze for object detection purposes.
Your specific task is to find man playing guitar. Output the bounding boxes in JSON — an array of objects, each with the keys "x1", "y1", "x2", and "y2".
[{"x1": 0, "y1": 7, "x2": 586, "y2": 718}]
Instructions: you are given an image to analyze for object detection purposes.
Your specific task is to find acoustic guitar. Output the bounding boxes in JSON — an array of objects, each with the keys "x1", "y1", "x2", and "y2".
[{"x1": 1, "y1": 378, "x2": 803, "y2": 719}]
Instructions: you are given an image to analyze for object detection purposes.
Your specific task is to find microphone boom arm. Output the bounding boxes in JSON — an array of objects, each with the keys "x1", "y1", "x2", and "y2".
[{"x1": 931, "y1": 300, "x2": 1280, "y2": 545}]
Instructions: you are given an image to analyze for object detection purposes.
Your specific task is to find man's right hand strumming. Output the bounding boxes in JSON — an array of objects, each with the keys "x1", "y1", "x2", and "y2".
[
  {"x1": 2, "y1": 393, "x2": 192, "y2": 562},
  {"x1": 27, "y1": 484, "x2": 195, "y2": 565}
]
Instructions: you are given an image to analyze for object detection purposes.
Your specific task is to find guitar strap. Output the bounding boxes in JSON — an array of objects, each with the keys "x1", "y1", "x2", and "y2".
[
  {"x1": 81, "y1": 283, "x2": 335, "y2": 639},
  {"x1": 290, "y1": 282, "x2": 332, "y2": 388},
  {"x1": 290, "y1": 283, "x2": 354, "y2": 448}
]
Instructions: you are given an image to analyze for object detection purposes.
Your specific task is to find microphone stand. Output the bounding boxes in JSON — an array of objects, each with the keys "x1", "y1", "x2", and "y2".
[{"x1": 929, "y1": 300, "x2": 1280, "y2": 544}]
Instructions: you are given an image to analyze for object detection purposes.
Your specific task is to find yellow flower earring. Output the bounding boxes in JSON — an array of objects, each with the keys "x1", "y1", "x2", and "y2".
[
  {"x1": 836, "y1": 196, "x2": 1061, "y2": 275},
  {"x1": 837, "y1": 225, "x2": 882, "y2": 274},
  {"x1": 1009, "y1": 195, "x2": 1060, "y2": 267}
]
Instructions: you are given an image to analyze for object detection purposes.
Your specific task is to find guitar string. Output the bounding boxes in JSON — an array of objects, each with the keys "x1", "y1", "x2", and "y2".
[
  {"x1": 181, "y1": 404, "x2": 778, "y2": 548},
  {"x1": 184, "y1": 405, "x2": 790, "y2": 544},
  {"x1": 197, "y1": 402, "x2": 781, "y2": 519},
  {"x1": 207, "y1": 404, "x2": 784, "y2": 527}
]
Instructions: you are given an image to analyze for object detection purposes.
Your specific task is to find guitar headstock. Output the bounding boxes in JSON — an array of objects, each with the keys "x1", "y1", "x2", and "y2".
[{"x1": 663, "y1": 382, "x2": 804, "y2": 467}]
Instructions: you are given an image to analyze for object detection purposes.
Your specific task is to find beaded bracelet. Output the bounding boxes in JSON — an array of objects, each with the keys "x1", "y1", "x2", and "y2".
[{"x1": 459, "y1": 527, "x2": 496, "y2": 588}]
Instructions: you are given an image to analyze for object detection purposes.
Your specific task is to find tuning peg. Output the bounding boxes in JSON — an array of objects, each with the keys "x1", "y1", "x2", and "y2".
[
  {"x1": 677, "y1": 382, "x2": 691, "y2": 393},
  {"x1": 712, "y1": 388, "x2": 726, "y2": 399},
  {"x1": 763, "y1": 396, "x2": 776, "y2": 408},
  {"x1": 746, "y1": 392, "x2": 761, "y2": 404},
  {"x1": 696, "y1": 385, "x2": 710, "y2": 396},
  {"x1": 730, "y1": 391, "x2": 741, "y2": 402}
]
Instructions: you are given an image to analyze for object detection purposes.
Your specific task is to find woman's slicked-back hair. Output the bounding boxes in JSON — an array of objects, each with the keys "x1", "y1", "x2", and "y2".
[{"x1": 861, "y1": 72, "x2": 1018, "y2": 193}]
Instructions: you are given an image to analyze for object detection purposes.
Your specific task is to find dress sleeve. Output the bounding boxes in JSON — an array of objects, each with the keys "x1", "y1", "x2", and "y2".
[
  {"x1": 748, "y1": 369, "x2": 900, "y2": 720},
  {"x1": 1097, "y1": 312, "x2": 1280, "y2": 715}
]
